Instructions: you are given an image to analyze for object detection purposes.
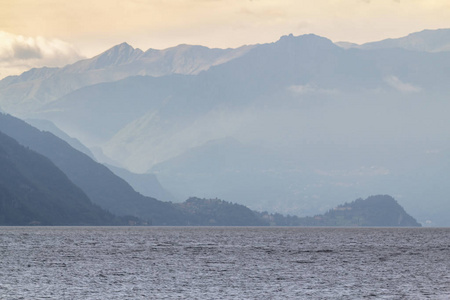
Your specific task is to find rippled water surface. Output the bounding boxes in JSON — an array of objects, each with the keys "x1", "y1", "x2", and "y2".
[{"x1": 1, "y1": 227, "x2": 449, "y2": 299}]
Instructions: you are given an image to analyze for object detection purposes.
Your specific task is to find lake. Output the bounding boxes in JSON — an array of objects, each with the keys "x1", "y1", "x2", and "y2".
[{"x1": 1, "y1": 227, "x2": 449, "y2": 299}]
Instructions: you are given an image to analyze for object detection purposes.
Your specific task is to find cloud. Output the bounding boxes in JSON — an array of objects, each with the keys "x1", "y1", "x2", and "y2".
[
  {"x1": 288, "y1": 84, "x2": 338, "y2": 95},
  {"x1": 0, "y1": 32, "x2": 84, "y2": 79},
  {"x1": 384, "y1": 75, "x2": 421, "y2": 93}
]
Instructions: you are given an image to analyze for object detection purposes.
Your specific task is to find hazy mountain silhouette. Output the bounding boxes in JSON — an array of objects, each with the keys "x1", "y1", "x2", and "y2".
[
  {"x1": 258, "y1": 195, "x2": 421, "y2": 227},
  {"x1": 0, "y1": 113, "x2": 187, "y2": 225},
  {"x1": 338, "y1": 28, "x2": 450, "y2": 53},
  {"x1": 1, "y1": 29, "x2": 450, "y2": 225},
  {"x1": 0, "y1": 130, "x2": 124, "y2": 225},
  {"x1": 34, "y1": 32, "x2": 450, "y2": 161},
  {"x1": 175, "y1": 197, "x2": 268, "y2": 226},
  {"x1": 105, "y1": 164, "x2": 177, "y2": 202},
  {"x1": 25, "y1": 118, "x2": 95, "y2": 159},
  {"x1": 0, "y1": 116, "x2": 424, "y2": 227},
  {"x1": 0, "y1": 42, "x2": 253, "y2": 115}
]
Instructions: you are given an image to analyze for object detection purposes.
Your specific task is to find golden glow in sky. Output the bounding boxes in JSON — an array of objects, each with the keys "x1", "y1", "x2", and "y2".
[{"x1": 1, "y1": 0, "x2": 450, "y2": 77}]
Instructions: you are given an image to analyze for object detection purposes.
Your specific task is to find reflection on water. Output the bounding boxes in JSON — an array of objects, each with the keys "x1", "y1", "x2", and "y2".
[{"x1": 1, "y1": 227, "x2": 449, "y2": 299}]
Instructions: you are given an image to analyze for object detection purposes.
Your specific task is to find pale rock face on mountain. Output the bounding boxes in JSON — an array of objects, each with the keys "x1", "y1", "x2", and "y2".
[
  {"x1": 77, "y1": 42, "x2": 144, "y2": 71},
  {"x1": 136, "y1": 44, "x2": 255, "y2": 76},
  {"x1": 102, "y1": 107, "x2": 255, "y2": 172}
]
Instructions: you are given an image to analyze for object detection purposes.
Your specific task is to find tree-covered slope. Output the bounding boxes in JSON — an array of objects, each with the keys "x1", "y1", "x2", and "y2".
[
  {"x1": 0, "y1": 131, "x2": 122, "y2": 225},
  {"x1": 317, "y1": 195, "x2": 422, "y2": 226},
  {"x1": 259, "y1": 195, "x2": 421, "y2": 227},
  {"x1": 174, "y1": 197, "x2": 268, "y2": 226}
]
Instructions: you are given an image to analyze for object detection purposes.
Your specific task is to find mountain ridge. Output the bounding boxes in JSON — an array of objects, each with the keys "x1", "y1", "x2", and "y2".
[
  {"x1": 0, "y1": 130, "x2": 124, "y2": 225},
  {"x1": 258, "y1": 195, "x2": 421, "y2": 227},
  {"x1": 0, "y1": 41, "x2": 255, "y2": 114},
  {"x1": 337, "y1": 28, "x2": 450, "y2": 52}
]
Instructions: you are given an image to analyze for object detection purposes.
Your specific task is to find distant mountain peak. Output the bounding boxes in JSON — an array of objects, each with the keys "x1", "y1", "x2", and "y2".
[
  {"x1": 275, "y1": 33, "x2": 337, "y2": 51},
  {"x1": 279, "y1": 33, "x2": 295, "y2": 40},
  {"x1": 88, "y1": 42, "x2": 144, "y2": 69},
  {"x1": 115, "y1": 41, "x2": 134, "y2": 48},
  {"x1": 279, "y1": 33, "x2": 330, "y2": 40}
]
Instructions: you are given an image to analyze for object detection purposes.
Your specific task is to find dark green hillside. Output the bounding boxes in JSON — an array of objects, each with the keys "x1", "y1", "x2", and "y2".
[
  {"x1": 0, "y1": 131, "x2": 122, "y2": 225},
  {"x1": 174, "y1": 197, "x2": 268, "y2": 226},
  {"x1": 318, "y1": 195, "x2": 421, "y2": 227}
]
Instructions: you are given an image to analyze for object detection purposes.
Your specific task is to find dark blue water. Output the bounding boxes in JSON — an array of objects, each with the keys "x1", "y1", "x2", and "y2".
[{"x1": 1, "y1": 227, "x2": 449, "y2": 299}]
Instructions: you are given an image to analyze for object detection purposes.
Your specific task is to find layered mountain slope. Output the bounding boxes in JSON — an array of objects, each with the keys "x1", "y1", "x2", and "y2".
[
  {"x1": 0, "y1": 131, "x2": 121, "y2": 225},
  {"x1": 33, "y1": 35, "x2": 361, "y2": 163},
  {"x1": 0, "y1": 113, "x2": 186, "y2": 225},
  {"x1": 35, "y1": 33, "x2": 450, "y2": 170},
  {"x1": 105, "y1": 164, "x2": 177, "y2": 202},
  {"x1": 25, "y1": 118, "x2": 95, "y2": 159},
  {"x1": 0, "y1": 43, "x2": 254, "y2": 115}
]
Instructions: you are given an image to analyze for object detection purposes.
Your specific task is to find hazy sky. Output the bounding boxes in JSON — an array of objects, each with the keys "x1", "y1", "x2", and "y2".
[{"x1": 1, "y1": 0, "x2": 450, "y2": 78}]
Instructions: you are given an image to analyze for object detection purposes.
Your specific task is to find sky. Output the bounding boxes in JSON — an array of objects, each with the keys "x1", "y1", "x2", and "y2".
[{"x1": 1, "y1": 0, "x2": 450, "y2": 78}]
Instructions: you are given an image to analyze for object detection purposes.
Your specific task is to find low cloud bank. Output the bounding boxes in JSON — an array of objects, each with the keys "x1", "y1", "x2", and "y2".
[{"x1": 0, "y1": 32, "x2": 84, "y2": 79}]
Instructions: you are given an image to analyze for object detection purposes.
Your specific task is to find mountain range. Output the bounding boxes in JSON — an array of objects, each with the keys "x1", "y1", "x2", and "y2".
[
  {"x1": 1, "y1": 29, "x2": 450, "y2": 225},
  {"x1": 1, "y1": 112, "x2": 420, "y2": 226},
  {"x1": 0, "y1": 42, "x2": 254, "y2": 114}
]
